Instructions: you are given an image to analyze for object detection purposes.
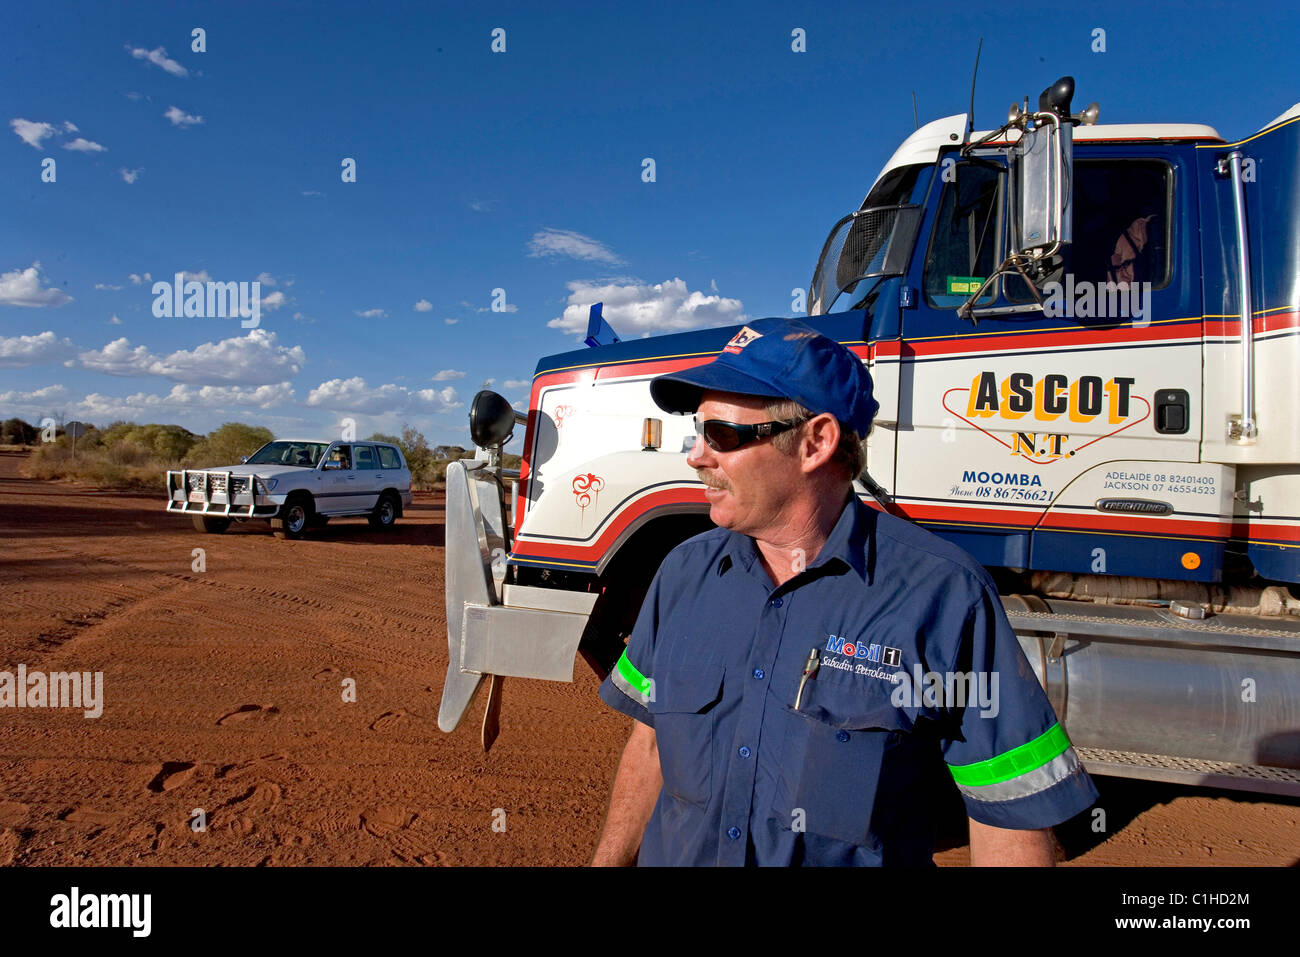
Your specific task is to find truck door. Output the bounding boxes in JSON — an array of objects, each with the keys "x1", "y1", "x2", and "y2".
[{"x1": 893, "y1": 146, "x2": 1204, "y2": 577}]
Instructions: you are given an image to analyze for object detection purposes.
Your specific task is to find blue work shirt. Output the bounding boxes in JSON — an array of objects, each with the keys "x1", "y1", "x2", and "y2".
[{"x1": 598, "y1": 493, "x2": 1098, "y2": 866}]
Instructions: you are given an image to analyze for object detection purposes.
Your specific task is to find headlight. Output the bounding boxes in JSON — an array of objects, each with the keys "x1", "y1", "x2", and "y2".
[{"x1": 259, "y1": 477, "x2": 278, "y2": 492}]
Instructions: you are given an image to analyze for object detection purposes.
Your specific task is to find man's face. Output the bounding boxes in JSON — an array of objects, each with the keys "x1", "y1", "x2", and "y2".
[{"x1": 686, "y1": 391, "x2": 804, "y2": 537}]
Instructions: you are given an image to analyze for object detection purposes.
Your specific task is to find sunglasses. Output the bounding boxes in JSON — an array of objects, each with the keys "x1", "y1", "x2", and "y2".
[{"x1": 693, "y1": 415, "x2": 806, "y2": 452}]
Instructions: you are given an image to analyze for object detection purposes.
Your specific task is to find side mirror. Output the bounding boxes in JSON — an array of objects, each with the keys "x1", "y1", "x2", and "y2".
[
  {"x1": 240, "y1": 456, "x2": 249, "y2": 464},
  {"x1": 323, "y1": 460, "x2": 341, "y2": 471},
  {"x1": 1013, "y1": 112, "x2": 1073, "y2": 257}
]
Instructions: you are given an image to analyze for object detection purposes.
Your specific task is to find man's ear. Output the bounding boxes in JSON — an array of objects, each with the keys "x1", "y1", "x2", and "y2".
[{"x1": 799, "y1": 413, "x2": 840, "y2": 474}]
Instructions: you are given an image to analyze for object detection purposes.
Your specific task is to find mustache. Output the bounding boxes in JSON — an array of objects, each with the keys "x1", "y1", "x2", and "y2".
[{"x1": 695, "y1": 469, "x2": 730, "y2": 491}]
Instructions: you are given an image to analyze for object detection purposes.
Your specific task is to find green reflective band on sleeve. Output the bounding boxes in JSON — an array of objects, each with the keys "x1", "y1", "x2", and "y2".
[
  {"x1": 948, "y1": 722, "x2": 1071, "y2": 788},
  {"x1": 611, "y1": 649, "x2": 652, "y2": 704}
]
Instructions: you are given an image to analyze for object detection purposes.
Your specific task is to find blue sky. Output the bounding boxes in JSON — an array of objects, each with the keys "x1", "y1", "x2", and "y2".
[{"x1": 3, "y1": 0, "x2": 1298, "y2": 449}]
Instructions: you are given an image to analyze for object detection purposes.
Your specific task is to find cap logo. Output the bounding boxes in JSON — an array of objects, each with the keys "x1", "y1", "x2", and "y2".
[{"x1": 723, "y1": 325, "x2": 763, "y2": 354}]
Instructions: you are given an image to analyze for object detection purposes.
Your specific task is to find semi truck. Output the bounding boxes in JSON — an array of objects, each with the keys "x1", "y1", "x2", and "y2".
[{"x1": 438, "y1": 77, "x2": 1300, "y2": 798}]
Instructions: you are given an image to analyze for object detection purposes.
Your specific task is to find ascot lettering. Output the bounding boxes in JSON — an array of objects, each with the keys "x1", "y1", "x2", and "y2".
[{"x1": 965, "y1": 372, "x2": 1134, "y2": 425}]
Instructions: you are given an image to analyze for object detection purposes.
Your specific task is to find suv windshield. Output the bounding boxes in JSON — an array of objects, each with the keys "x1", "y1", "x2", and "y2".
[{"x1": 245, "y1": 441, "x2": 329, "y2": 467}]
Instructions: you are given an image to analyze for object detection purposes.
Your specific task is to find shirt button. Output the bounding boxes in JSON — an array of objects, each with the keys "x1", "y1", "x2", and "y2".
[
  {"x1": 836, "y1": 730, "x2": 850, "y2": 743},
  {"x1": 738, "y1": 746, "x2": 751, "y2": 758},
  {"x1": 752, "y1": 668, "x2": 765, "y2": 680},
  {"x1": 770, "y1": 597, "x2": 783, "y2": 608},
  {"x1": 727, "y1": 826, "x2": 741, "y2": 840}
]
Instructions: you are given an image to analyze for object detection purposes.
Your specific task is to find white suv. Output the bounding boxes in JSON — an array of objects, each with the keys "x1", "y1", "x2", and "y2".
[{"x1": 165, "y1": 438, "x2": 414, "y2": 538}]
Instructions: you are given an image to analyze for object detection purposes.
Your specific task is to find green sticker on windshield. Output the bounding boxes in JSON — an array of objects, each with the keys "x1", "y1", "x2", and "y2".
[{"x1": 947, "y1": 276, "x2": 985, "y2": 294}]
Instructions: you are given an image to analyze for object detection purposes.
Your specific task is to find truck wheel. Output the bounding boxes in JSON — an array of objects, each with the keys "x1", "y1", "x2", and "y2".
[
  {"x1": 272, "y1": 497, "x2": 312, "y2": 539},
  {"x1": 368, "y1": 492, "x2": 399, "y2": 529},
  {"x1": 192, "y1": 515, "x2": 230, "y2": 534}
]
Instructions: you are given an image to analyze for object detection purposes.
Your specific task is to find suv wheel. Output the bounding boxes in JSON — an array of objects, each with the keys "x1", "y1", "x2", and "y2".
[
  {"x1": 272, "y1": 497, "x2": 312, "y2": 539},
  {"x1": 192, "y1": 515, "x2": 231, "y2": 534},
  {"x1": 368, "y1": 492, "x2": 399, "y2": 529}
]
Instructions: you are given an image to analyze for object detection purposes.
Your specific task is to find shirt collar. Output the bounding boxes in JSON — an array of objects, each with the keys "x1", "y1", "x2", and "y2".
[{"x1": 717, "y1": 492, "x2": 872, "y2": 583}]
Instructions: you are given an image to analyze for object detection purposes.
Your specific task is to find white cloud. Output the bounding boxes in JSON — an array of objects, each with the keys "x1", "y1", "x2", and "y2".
[
  {"x1": 476, "y1": 303, "x2": 518, "y2": 313},
  {"x1": 432, "y1": 369, "x2": 465, "y2": 381},
  {"x1": 255, "y1": 272, "x2": 276, "y2": 286},
  {"x1": 292, "y1": 311, "x2": 315, "y2": 324},
  {"x1": 75, "y1": 382, "x2": 295, "y2": 421},
  {"x1": 444, "y1": 317, "x2": 460, "y2": 325},
  {"x1": 164, "y1": 106, "x2": 203, "y2": 127},
  {"x1": 128, "y1": 272, "x2": 152, "y2": 285},
  {"x1": 127, "y1": 45, "x2": 188, "y2": 78},
  {"x1": 260, "y1": 290, "x2": 287, "y2": 311},
  {"x1": 124, "y1": 92, "x2": 144, "y2": 102},
  {"x1": 305, "y1": 377, "x2": 460, "y2": 415},
  {"x1": 528, "y1": 228, "x2": 625, "y2": 265},
  {"x1": 0, "y1": 384, "x2": 70, "y2": 404},
  {"x1": 504, "y1": 378, "x2": 530, "y2": 389},
  {"x1": 355, "y1": 308, "x2": 386, "y2": 319},
  {"x1": 482, "y1": 378, "x2": 495, "y2": 387},
  {"x1": 548, "y1": 277, "x2": 744, "y2": 337},
  {"x1": 179, "y1": 269, "x2": 211, "y2": 282},
  {"x1": 63, "y1": 122, "x2": 78, "y2": 133},
  {"x1": 74, "y1": 329, "x2": 305, "y2": 386},
  {"x1": 9, "y1": 118, "x2": 57, "y2": 149},
  {"x1": 0, "y1": 331, "x2": 77, "y2": 367},
  {"x1": 414, "y1": 299, "x2": 433, "y2": 312},
  {"x1": 94, "y1": 282, "x2": 123, "y2": 291},
  {"x1": 63, "y1": 137, "x2": 106, "y2": 153},
  {"x1": 109, "y1": 314, "x2": 122, "y2": 325},
  {"x1": 0, "y1": 263, "x2": 73, "y2": 308},
  {"x1": 119, "y1": 167, "x2": 143, "y2": 184}
]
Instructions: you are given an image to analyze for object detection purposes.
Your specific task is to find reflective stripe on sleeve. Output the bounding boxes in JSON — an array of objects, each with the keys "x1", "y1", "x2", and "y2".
[
  {"x1": 610, "y1": 649, "x2": 652, "y2": 705},
  {"x1": 948, "y1": 723, "x2": 1082, "y2": 803}
]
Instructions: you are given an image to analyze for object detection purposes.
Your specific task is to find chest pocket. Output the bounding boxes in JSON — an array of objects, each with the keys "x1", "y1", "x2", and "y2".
[
  {"x1": 647, "y1": 663, "x2": 725, "y2": 809},
  {"x1": 768, "y1": 674, "x2": 919, "y2": 848}
]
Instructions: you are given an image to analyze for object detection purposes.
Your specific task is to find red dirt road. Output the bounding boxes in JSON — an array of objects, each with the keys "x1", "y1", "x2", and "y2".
[{"x1": 1, "y1": 450, "x2": 1296, "y2": 866}]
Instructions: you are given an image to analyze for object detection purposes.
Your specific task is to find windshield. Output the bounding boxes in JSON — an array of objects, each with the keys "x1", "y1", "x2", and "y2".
[
  {"x1": 808, "y1": 164, "x2": 927, "y2": 316},
  {"x1": 245, "y1": 441, "x2": 329, "y2": 467}
]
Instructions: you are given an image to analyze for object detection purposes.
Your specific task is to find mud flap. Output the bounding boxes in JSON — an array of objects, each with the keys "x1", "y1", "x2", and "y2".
[{"x1": 437, "y1": 460, "x2": 507, "y2": 733}]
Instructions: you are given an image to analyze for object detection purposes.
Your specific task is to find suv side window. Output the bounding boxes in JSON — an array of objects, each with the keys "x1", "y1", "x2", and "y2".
[
  {"x1": 355, "y1": 445, "x2": 379, "y2": 469},
  {"x1": 377, "y1": 445, "x2": 401, "y2": 470}
]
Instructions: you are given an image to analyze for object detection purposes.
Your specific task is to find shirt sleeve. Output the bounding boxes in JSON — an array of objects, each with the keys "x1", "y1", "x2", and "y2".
[
  {"x1": 938, "y1": 580, "x2": 1099, "y2": 829},
  {"x1": 597, "y1": 565, "x2": 664, "y2": 728}
]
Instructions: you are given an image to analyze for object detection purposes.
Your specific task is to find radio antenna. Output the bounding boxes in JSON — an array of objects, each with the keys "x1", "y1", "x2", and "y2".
[
  {"x1": 912, "y1": 91, "x2": 919, "y2": 130},
  {"x1": 966, "y1": 37, "x2": 983, "y2": 141}
]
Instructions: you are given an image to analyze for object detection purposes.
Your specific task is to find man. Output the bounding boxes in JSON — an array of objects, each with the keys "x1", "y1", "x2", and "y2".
[{"x1": 592, "y1": 317, "x2": 1097, "y2": 866}]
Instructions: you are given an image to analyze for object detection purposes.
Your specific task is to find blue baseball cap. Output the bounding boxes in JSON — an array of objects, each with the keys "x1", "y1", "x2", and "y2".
[{"x1": 649, "y1": 318, "x2": 879, "y2": 435}]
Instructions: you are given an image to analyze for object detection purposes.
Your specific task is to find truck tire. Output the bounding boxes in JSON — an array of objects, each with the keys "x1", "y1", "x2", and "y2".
[
  {"x1": 192, "y1": 515, "x2": 230, "y2": 534},
  {"x1": 272, "y1": 496, "x2": 312, "y2": 540},
  {"x1": 368, "y1": 491, "x2": 399, "y2": 529}
]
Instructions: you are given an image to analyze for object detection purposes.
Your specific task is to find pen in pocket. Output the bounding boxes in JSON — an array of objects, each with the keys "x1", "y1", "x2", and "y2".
[{"x1": 794, "y1": 647, "x2": 820, "y2": 711}]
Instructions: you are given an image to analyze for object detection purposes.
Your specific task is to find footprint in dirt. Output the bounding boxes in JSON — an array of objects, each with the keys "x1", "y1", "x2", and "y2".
[
  {"x1": 0, "y1": 802, "x2": 29, "y2": 828},
  {"x1": 312, "y1": 666, "x2": 340, "y2": 681},
  {"x1": 146, "y1": 761, "x2": 199, "y2": 793},
  {"x1": 225, "y1": 781, "x2": 283, "y2": 815},
  {"x1": 217, "y1": 704, "x2": 280, "y2": 726},
  {"x1": 61, "y1": 806, "x2": 123, "y2": 827},
  {"x1": 368, "y1": 710, "x2": 407, "y2": 732},
  {"x1": 360, "y1": 806, "x2": 442, "y2": 864},
  {"x1": 216, "y1": 752, "x2": 288, "y2": 781},
  {"x1": 0, "y1": 828, "x2": 21, "y2": 866}
]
